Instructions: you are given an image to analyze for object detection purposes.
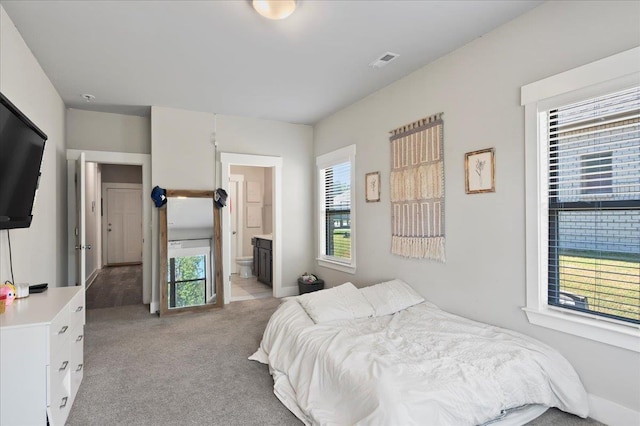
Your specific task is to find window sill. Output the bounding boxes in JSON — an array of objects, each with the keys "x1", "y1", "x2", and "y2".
[
  {"x1": 523, "y1": 307, "x2": 640, "y2": 353},
  {"x1": 317, "y1": 258, "x2": 356, "y2": 274}
]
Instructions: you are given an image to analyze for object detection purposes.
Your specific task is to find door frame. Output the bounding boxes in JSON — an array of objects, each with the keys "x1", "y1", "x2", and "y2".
[
  {"x1": 74, "y1": 153, "x2": 86, "y2": 291},
  {"x1": 229, "y1": 174, "x2": 244, "y2": 274},
  {"x1": 102, "y1": 183, "x2": 143, "y2": 266},
  {"x1": 221, "y1": 153, "x2": 282, "y2": 304},
  {"x1": 67, "y1": 149, "x2": 153, "y2": 312}
]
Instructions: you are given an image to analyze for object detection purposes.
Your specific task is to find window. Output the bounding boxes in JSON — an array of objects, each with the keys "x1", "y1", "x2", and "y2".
[
  {"x1": 167, "y1": 245, "x2": 212, "y2": 309},
  {"x1": 547, "y1": 87, "x2": 639, "y2": 324},
  {"x1": 522, "y1": 47, "x2": 640, "y2": 352},
  {"x1": 316, "y1": 145, "x2": 356, "y2": 273}
]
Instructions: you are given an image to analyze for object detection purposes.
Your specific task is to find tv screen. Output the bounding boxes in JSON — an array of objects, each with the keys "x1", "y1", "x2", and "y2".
[{"x1": 0, "y1": 93, "x2": 48, "y2": 229}]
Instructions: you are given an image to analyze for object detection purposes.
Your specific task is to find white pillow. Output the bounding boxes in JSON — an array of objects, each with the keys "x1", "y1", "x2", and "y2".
[
  {"x1": 359, "y1": 279, "x2": 424, "y2": 317},
  {"x1": 297, "y1": 282, "x2": 375, "y2": 324}
]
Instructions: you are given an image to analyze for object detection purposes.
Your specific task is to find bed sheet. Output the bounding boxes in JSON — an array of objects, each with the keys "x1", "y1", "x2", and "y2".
[{"x1": 250, "y1": 299, "x2": 589, "y2": 425}]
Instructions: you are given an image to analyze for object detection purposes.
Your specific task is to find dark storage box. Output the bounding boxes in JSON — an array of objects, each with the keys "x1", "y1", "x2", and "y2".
[{"x1": 298, "y1": 278, "x2": 325, "y2": 294}]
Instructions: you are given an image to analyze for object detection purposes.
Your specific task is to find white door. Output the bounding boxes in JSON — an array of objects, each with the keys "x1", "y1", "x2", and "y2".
[
  {"x1": 229, "y1": 175, "x2": 244, "y2": 274},
  {"x1": 106, "y1": 188, "x2": 142, "y2": 264},
  {"x1": 75, "y1": 153, "x2": 86, "y2": 287}
]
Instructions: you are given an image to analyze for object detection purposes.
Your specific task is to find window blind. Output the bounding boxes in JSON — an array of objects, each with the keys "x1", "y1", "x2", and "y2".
[
  {"x1": 547, "y1": 86, "x2": 640, "y2": 324},
  {"x1": 321, "y1": 161, "x2": 351, "y2": 261}
]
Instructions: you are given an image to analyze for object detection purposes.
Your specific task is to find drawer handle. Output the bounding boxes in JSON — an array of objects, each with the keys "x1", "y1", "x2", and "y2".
[
  {"x1": 76, "y1": 363, "x2": 84, "y2": 372},
  {"x1": 60, "y1": 397, "x2": 68, "y2": 408},
  {"x1": 58, "y1": 326, "x2": 68, "y2": 334},
  {"x1": 59, "y1": 361, "x2": 69, "y2": 371},
  {"x1": 76, "y1": 306, "x2": 84, "y2": 312},
  {"x1": 76, "y1": 334, "x2": 84, "y2": 342}
]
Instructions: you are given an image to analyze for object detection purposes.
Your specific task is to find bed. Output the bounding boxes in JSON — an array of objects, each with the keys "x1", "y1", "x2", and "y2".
[{"x1": 250, "y1": 280, "x2": 589, "y2": 425}]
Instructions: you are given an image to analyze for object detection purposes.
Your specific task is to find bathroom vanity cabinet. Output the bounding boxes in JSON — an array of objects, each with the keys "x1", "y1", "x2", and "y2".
[{"x1": 252, "y1": 236, "x2": 272, "y2": 287}]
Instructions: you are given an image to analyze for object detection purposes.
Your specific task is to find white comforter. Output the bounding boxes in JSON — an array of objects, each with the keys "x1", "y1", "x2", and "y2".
[{"x1": 250, "y1": 299, "x2": 589, "y2": 426}]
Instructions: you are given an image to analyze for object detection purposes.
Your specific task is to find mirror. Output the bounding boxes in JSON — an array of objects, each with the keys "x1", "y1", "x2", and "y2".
[{"x1": 159, "y1": 190, "x2": 223, "y2": 316}]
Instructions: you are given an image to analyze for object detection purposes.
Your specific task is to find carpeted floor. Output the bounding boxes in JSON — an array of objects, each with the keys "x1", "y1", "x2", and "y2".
[
  {"x1": 67, "y1": 298, "x2": 300, "y2": 426},
  {"x1": 86, "y1": 265, "x2": 143, "y2": 309},
  {"x1": 67, "y1": 298, "x2": 604, "y2": 426}
]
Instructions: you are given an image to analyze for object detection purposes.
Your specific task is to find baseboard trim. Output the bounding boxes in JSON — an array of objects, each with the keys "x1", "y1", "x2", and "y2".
[
  {"x1": 85, "y1": 269, "x2": 99, "y2": 289},
  {"x1": 589, "y1": 393, "x2": 640, "y2": 426},
  {"x1": 276, "y1": 286, "x2": 298, "y2": 298}
]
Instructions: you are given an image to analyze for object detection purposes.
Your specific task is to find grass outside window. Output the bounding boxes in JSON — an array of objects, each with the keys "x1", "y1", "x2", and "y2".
[{"x1": 557, "y1": 252, "x2": 640, "y2": 323}]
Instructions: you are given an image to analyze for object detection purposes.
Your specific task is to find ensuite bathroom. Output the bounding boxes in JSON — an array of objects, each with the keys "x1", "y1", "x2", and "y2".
[{"x1": 229, "y1": 165, "x2": 274, "y2": 301}]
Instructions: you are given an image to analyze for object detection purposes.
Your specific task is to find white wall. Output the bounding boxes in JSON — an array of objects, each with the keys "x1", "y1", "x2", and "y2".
[
  {"x1": 66, "y1": 108, "x2": 150, "y2": 301},
  {"x1": 0, "y1": 7, "x2": 67, "y2": 287},
  {"x1": 217, "y1": 114, "x2": 314, "y2": 291},
  {"x1": 313, "y1": 0, "x2": 640, "y2": 417},
  {"x1": 67, "y1": 108, "x2": 150, "y2": 154},
  {"x1": 151, "y1": 106, "x2": 314, "y2": 308}
]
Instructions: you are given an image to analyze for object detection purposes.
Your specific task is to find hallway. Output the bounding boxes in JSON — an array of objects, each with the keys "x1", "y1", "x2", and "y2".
[{"x1": 86, "y1": 265, "x2": 143, "y2": 309}]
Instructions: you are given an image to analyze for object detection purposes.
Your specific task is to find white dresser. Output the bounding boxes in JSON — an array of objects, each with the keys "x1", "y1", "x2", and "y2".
[{"x1": 0, "y1": 286, "x2": 85, "y2": 426}]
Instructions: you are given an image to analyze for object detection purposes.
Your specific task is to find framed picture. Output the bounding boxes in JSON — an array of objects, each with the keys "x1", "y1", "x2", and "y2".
[
  {"x1": 246, "y1": 181, "x2": 261, "y2": 202},
  {"x1": 365, "y1": 172, "x2": 380, "y2": 202},
  {"x1": 465, "y1": 148, "x2": 495, "y2": 194}
]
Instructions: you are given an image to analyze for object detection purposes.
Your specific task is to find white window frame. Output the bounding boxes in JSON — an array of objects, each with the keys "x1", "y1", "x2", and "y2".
[
  {"x1": 521, "y1": 47, "x2": 640, "y2": 353},
  {"x1": 316, "y1": 144, "x2": 356, "y2": 274}
]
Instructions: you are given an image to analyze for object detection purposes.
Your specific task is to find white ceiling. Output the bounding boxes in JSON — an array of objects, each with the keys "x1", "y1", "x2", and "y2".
[{"x1": 2, "y1": 1, "x2": 542, "y2": 125}]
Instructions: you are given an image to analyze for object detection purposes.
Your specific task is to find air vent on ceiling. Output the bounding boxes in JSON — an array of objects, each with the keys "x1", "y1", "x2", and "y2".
[{"x1": 369, "y1": 52, "x2": 399, "y2": 69}]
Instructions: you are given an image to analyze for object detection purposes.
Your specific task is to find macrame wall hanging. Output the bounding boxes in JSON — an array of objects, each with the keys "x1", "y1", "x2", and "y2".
[{"x1": 389, "y1": 113, "x2": 445, "y2": 262}]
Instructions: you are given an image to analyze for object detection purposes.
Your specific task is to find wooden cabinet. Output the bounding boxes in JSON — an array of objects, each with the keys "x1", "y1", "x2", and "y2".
[
  {"x1": 0, "y1": 286, "x2": 85, "y2": 426},
  {"x1": 252, "y1": 237, "x2": 272, "y2": 287},
  {"x1": 253, "y1": 242, "x2": 259, "y2": 278}
]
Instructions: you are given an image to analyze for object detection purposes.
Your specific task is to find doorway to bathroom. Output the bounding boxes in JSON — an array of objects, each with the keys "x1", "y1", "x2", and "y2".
[
  {"x1": 220, "y1": 153, "x2": 283, "y2": 304},
  {"x1": 228, "y1": 167, "x2": 272, "y2": 301}
]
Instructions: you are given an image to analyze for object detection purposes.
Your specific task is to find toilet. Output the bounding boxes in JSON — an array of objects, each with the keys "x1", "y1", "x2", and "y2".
[{"x1": 236, "y1": 256, "x2": 253, "y2": 278}]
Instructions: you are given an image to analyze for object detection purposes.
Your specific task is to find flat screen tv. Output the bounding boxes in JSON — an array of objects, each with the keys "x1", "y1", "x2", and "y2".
[{"x1": 0, "y1": 92, "x2": 48, "y2": 230}]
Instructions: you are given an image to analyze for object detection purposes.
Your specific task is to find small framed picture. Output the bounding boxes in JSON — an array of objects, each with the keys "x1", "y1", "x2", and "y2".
[
  {"x1": 365, "y1": 172, "x2": 380, "y2": 202},
  {"x1": 246, "y1": 181, "x2": 261, "y2": 202},
  {"x1": 465, "y1": 148, "x2": 495, "y2": 194}
]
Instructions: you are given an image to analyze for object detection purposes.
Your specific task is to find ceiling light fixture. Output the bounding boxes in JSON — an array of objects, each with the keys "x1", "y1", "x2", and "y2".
[{"x1": 252, "y1": 0, "x2": 297, "y2": 20}]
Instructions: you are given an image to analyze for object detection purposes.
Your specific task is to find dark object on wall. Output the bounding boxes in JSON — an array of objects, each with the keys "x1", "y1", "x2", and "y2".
[
  {"x1": 0, "y1": 92, "x2": 48, "y2": 230},
  {"x1": 151, "y1": 185, "x2": 167, "y2": 207},
  {"x1": 214, "y1": 188, "x2": 228, "y2": 209},
  {"x1": 298, "y1": 277, "x2": 324, "y2": 294}
]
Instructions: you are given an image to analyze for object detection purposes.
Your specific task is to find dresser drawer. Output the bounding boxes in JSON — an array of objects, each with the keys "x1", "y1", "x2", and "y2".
[
  {"x1": 47, "y1": 368, "x2": 71, "y2": 426},
  {"x1": 49, "y1": 308, "x2": 72, "y2": 356},
  {"x1": 69, "y1": 288, "x2": 86, "y2": 326},
  {"x1": 70, "y1": 325, "x2": 84, "y2": 401},
  {"x1": 49, "y1": 334, "x2": 72, "y2": 387}
]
